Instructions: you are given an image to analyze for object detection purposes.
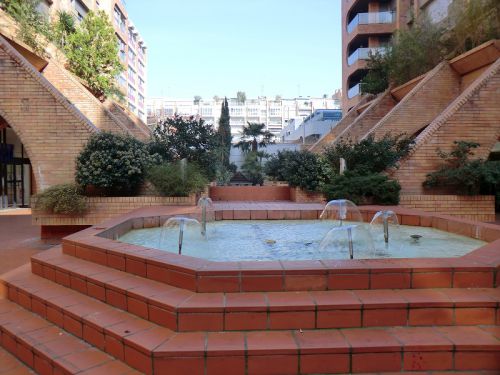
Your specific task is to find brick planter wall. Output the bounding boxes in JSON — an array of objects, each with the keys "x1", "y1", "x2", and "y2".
[
  {"x1": 289, "y1": 187, "x2": 326, "y2": 203},
  {"x1": 32, "y1": 195, "x2": 196, "y2": 227},
  {"x1": 400, "y1": 195, "x2": 496, "y2": 222},
  {"x1": 209, "y1": 186, "x2": 290, "y2": 201}
]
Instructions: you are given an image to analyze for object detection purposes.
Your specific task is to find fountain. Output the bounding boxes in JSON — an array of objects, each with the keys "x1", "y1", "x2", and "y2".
[
  {"x1": 370, "y1": 210, "x2": 400, "y2": 244},
  {"x1": 160, "y1": 217, "x2": 202, "y2": 255},
  {"x1": 319, "y1": 224, "x2": 374, "y2": 259},
  {"x1": 197, "y1": 196, "x2": 213, "y2": 237},
  {"x1": 319, "y1": 199, "x2": 363, "y2": 226}
]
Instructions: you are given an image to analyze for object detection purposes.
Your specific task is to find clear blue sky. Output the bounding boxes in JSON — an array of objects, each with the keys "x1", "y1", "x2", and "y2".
[{"x1": 126, "y1": 0, "x2": 342, "y2": 99}]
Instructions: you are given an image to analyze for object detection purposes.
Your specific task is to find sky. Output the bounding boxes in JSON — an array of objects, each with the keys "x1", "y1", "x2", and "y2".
[{"x1": 126, "y1": 0, "x2": 342, "y2": 100}]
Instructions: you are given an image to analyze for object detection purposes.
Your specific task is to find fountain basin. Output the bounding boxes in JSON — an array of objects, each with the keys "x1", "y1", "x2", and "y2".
[
  {"x1": 59, "y1": 203, "x2": 500, "y2": 293},
  {"x1": 119, "y1": 220, "x2": 485, "y2": 261}
]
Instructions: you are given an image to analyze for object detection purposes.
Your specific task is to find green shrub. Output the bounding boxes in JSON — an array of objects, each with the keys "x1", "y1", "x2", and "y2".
[
  {"x1": 241, "y1": 151, "x2": 265, "y2": 186},
  {"x1": 424, "y1": 141, "x2": 500, "y2": 195},
  {"x1": 322, "y1": 133, "x2": 413, "y2": 174},
  {"x1": 76, "y1": 132, "x2": 157, "y2": 195},
  {"x1": 34, "y1": 184, "x2": 87, "y2": 215},
  {"x1": 322, "y1": 172, "x2": 401, "y2": 205},
  {"x1": 147, "y1": 162, "x2": 207, "y2": 197},
  {"x1": 265, "y1": 150, "x2": 327, "y2": 192}
]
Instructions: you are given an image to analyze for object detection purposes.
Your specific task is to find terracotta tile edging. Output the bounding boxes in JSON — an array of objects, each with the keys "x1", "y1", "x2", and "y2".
[{"x1": 60, "y1": 204, "x2": 500, "y2": 293}]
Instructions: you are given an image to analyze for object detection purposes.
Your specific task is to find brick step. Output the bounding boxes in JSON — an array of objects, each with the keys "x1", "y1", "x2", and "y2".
[
  {"x1": 29, "y1": 247, "x2": 500, "y2": 332},
  {"x1": 0, "y1": 298, "x2": 139, "y2": 374},
  {"x1": 0, "y1": 344, "x2": 34, "y2": 374},
  {"x1": 2, "y1": 266, "x2": 500, "y2": 374}
]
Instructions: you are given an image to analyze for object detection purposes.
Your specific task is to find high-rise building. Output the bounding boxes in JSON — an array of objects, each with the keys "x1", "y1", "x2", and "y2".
[
  {"x1": 39, "y1": 0, "x2": 147, "y2": 121},
  {"x1": 147, "y1": 95, "x2": 342, "y2": 139},
  {"x1": 342, "y1": 0, "x2": 454, "y2": 113}
]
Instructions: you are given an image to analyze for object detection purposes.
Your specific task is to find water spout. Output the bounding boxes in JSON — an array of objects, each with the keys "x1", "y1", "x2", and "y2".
[
  {"x1": 160, "y1": 217, "x2": 202, "y2": 255},
  {"x1": 370, "y1": 210, "x2": 399, "y2": 246},
  {"x1": 319, "y1": 199, "x2": 363, "y2": 225},
  {"x1": 197, "y1": 197, "x2": 213, "y2": 237},
  {"x1": 347, "y1": 226, "x2": 354, "y2": 259}
]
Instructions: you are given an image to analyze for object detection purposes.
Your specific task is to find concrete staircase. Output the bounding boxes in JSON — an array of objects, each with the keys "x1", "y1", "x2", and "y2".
[{"x1": 1, "y1": 242, "x2": 498, "y2": 374}]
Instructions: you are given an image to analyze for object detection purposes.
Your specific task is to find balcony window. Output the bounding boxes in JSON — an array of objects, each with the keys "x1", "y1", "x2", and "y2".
[
  {"x1": 347, "y1": 11, "x2": 394, "y2": 33},
  {"x1": 128, "y1": 49, "x2": 136, "y2": 66},
  {"x1": 128, "y1": 66, "x2": 136, "y2": 84},
  {"x1": 347, "y1": 83, "x2": 361, "y2": 99},
  {"x1": 138, "y1": 77, "x2": 145, "y2": 92},
  {"x1": 347, "y1": 46, "x2": 387, "y2": 66},
  {"x1": 128, "y1": 85, "x2": 136, "y2": 102},
  {"x1": 117, "y1": 36, "x2": 126, "y2": 61}
]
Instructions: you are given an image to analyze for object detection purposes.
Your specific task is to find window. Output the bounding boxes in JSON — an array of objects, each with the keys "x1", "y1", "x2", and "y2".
[
  {"x1": 128, "y1": 49, "x2": 136, "y2": 66},
  {"x1": 269, "y1": 108, "x2": 281, "y2": 117},
  {"x1": 128, "y1": 102, "x2": 136, "y2": 112},
  {"x1": 117, "y1": 36, "x2": 126, "y2": 61},
  {"x1": 128, "y1": 66, "x2": 136, "y2": 84},
  {"x1": 138, "y1": 61, "x2": 145, "y2": 75},
  {"x1": 74, "y1": 0, "x2": 88, "y2": 21},
  {"x1": 138, "y1": 110, "x2": 144, "y2": 118},
  {"x1": 114, "y1": 6, "x2": 126, "y2": 33},
  {"x1": 128, "y1": 84, "x2": 136, "y2": 102},
  {"x1": 230, "y1": 107, "x2": 243, "y2": 116},
  {"x1": 138, "y1": 77, "x2": 145, "y2": 92},
  {"x1": 117, "y1": 73, "x2": 127, "y2": 87},
  {"x1": 247, "y1": 108, "x2": 259, "y2": 116},
  {"x1": 201, "y1": 107, "x2": 212, "y2": 116},
  {"x1": 138, "y1": 94, "x2": 145, "y2": 108}
]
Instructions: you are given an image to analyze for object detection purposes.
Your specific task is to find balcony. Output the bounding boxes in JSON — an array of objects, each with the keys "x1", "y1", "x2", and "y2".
[
  {"x1": 347, "y1": 11, "x2": 394, "y2": 33},
  {"x1": 347, "y1": 83, "x2": 361, "y2": 99},
  {"x1": 348, "y1": 46, "x2": 386, "y2": 66}
]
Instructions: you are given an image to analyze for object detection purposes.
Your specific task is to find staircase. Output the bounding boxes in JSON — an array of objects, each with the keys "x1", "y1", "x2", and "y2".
[{"x1": 1, "y1": 242, "x2": 499, "y2": 374}]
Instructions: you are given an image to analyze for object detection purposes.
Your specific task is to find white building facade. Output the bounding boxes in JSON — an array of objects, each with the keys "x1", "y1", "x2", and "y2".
[{"x1": 147, "y1": 96, "x2": 342, "y2": 139}]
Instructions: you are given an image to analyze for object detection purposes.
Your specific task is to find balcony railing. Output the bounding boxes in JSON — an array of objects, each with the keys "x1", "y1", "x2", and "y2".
[
  {"x1": 347, "y1": 11, "x2": 394, "y2": 33},
  {"x1": 347, "y1": 46, "x2": 387, "y2": 66},
  {"x1": 347, "y1": 83, "x2": 361, "y2": 99}
]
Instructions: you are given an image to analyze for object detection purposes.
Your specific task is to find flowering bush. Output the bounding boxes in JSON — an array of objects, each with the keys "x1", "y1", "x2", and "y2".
[{"x1": 76, "y1": 132, "x2": 158, "y2": 195}]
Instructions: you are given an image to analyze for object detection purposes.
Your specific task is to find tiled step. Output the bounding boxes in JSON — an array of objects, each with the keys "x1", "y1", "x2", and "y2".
[
  {"x1": 0, "y1": 344, "x2": 34, "y2": 374},
  {"x1": 2, "y1": 266, "x2": 500, "y2": 374},
  {"x1": 29, "y1": 247, "x2": 500, "y2": 332},
  {"x1": 1, "y1": 265, "x2": 173, "y2": 374},
  {"x1": 0, "y1": 298, "x2": 139, "y2": 375}
]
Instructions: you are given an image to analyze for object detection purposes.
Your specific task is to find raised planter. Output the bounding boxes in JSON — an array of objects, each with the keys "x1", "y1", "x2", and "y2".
[
  {"x1": 400, "y1": 194, "x2": 496, "y2": 222},
  {"x1": 289, "y1": 187, "x2": 326, "y2": 203},
  {"x1": 209, "y1": 185, "x2": 290, "y2": 201},
  {"x1": 32, "y1": 195, "x2": 196, "y2": 228}
]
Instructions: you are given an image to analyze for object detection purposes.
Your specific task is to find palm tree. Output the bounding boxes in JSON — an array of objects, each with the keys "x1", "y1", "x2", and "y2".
[{"x1": 234, "y1": 122, "x2": 275, "y2": 152}]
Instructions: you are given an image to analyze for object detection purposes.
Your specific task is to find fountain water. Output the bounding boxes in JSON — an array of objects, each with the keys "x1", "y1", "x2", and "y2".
[
  {"x1": 160, "y1": 217, "x2": 202, "y2": 255},
  {"x1": 319, "y1": 224, "x2": 374, "y2": 259},
  {"x1": 370, "y1": 210, "x2": 399, "y2": 244},
  {"x1": 319, "y1": 199, "x2": 363, "y2": 225},
  {"x1": 197, "y1": 196, "x2": 213, "y2": 237}
]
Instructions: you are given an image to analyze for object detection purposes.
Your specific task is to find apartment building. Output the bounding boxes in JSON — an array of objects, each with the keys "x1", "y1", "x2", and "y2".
[
  {"x1": 342, "y1": 0, "x2": 454, "y2": 112},
  {"x1": 147, "y1": 96, "x2": 342, "y2": 139},
  {"x1": 39, "y1": 0, "x2": 148, "y2": 121}
]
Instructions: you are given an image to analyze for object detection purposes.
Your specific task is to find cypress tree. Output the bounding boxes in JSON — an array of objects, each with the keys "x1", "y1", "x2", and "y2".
[{"x1": 217, "y1": 97, "x2": 232, "y2": 167}]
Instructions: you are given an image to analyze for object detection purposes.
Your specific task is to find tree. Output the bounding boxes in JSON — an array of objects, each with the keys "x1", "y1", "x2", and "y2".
[
  {"x1": 193, "y1": 95, "x2": 202, "y2": 104},
  {"x1": 234, "y1": 122, "x2": 275, "y2": 153},
  {"x1": 236, "y1": 91, "x2": 246, "y2": 104},
  {"x1": 149, "y1": 115, "x2": 219, "y2": 179},
  {"x1": 241, "y1": 151, "x2": 266, "y2": 186},
  {"x1": 216, "y1": 97, "x2": 232, "y2": 167},
  {"x1": 52, "y1": 10, "x2": 76, "y2": 48},
  {"x1": 64, "y1": 10, "x2": 123, "y2": 98}
]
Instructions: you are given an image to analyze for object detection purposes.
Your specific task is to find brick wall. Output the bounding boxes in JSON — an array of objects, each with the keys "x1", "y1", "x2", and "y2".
[
  {"x1": 209, "y1": 186, "x2": 291, "y2": 201},
  {"x1": 393, "y1": 58, "x2": 500, "y2": 194},
  {"x1": 289, "y1": 187, "x2": 326, "y2": 203},
  {"x1": 42, "y1": 60, "x2": 150, "y2": 141},
  {"x1": 104, "y1": 101, "x2": 151, "y2": 140},
  {"x1": 0, "y1": 35, "x2": 97, "y2": 191},
  {"x1": 336, "y1": 90, "x2": 397, "y2": 142},
  {"x1": 368, "y1": 62, "x2": 461, "y2": 140},
  {"x1": 32, "y1": 195, "x2": 196, "y2": 226},
  {"x1": 400, "y1": 195, "x2": 496, "y2": 222}
]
